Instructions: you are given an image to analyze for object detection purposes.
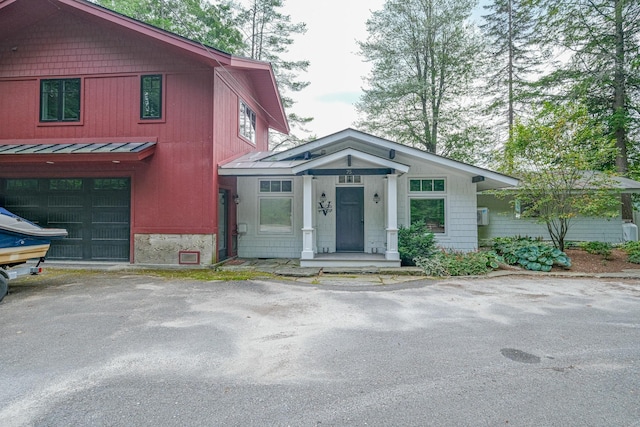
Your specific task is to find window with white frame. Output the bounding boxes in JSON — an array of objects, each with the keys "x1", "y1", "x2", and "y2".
[
  {"x1": 410, "y1": 198, "x2": 446, "y2": 233},
  {"x1": 338, "y1": 175, "x2": 361, "y2": 184},
  {"x1": 239, "y1": 100, "x2": 256, "y2": 143},
  {"x1": 409, "y1": 178, "x2": 445, "y2": 192},
  {"x1": 258, "y1": 179, "x2": 293, "y2": 233},
  {"x1": 409, "y1": 178, "x2": 446, "y2": 233},
  {"x1": 259, "y1": 179, "x2": 292, "y2": 193}
]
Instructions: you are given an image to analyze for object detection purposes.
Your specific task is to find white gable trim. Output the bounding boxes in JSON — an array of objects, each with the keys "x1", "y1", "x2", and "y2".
[
  {"x1": 290, "y1": 148, "x2": 410, "y2": 175},
  {"x1": 265, "y1": 129, "x2": 518, "y2": 189}
]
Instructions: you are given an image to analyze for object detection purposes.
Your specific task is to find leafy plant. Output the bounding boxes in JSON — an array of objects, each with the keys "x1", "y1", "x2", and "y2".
[
  {"x1": 414, "y1": 250, "x2": 503, "y2": 277},
  {"x1": 578, "y1": 241, "x2": 613, "y2": 259},
  {"x1": 623, "y1": 241, "x2": 640, "y2": 264},
  {"x1": 398, "y1": 221, "x2": 437, "y2": 266},
  {"x1": 492, "y1": 236, "x2": 571, "y2": 272}
]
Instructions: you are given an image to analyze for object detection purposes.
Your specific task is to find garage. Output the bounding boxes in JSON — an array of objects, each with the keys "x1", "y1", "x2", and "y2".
[{"x1": 0, "y1": 177, "x2": 130, "y2": 261}]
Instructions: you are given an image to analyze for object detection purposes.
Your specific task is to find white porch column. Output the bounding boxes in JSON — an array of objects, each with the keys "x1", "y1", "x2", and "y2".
[
  {"x1": 301, "y1": 174, "x2": 315, "y2": 259},
  {"x1": 385, "y1": 173, "x2": 400, "y2": 261}
]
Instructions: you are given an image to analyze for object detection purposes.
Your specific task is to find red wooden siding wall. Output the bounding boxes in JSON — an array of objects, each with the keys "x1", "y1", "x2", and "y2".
[{"x1": 0, "y1": 4, "x2": 275, "y2": 260}]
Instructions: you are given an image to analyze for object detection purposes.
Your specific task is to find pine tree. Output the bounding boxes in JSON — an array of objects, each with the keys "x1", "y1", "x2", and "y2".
[
  {"x1": 536, "y1": 0, "x2": 640, "y2": 219},
  {"x1": 238, "y1": 0, "x2": 312, "y2": 149}
]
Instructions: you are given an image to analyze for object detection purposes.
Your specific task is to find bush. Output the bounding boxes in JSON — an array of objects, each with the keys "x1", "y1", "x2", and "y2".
[
  {"x1": 492, "y1": 236, "x2": 571, "y2": 272},
  {"x1": 398, "y1": 221, "x2": 437, "y2": 266},
  {"x1": 414, "y1": 250, "x2": 503, "y2": 277},
  {"x1": 623, "y1": 241, "x2": 640, "y2": 264},
  {"x1": 578, "y1": 241, "x2": 612, "y2": 259}
]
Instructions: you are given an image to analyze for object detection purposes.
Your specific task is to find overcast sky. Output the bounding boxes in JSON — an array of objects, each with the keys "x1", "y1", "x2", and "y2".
[
  {"x1": 275, "y1": 0, "x2": 488, "y2": 139},
  {"x1": 279, "y1": 0, "x2": 387, "y2": 138}
]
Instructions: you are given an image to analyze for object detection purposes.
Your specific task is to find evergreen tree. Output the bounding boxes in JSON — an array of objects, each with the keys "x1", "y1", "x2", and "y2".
[
  {"x1": 536, "y1": 0, "x2": 640, "y2": 219},
  {"x1": 237, "y1": 0, "x2": 313, "y2": 149},
  {"x1": 356, "y1": 0, "x2": 484, "y2": 157},
  {"x1": 481, "y1": 0, "x2": 543, "y2": 154},
  {"x1": 94, "y1": 0, "x2": 244, "y2": 53}
]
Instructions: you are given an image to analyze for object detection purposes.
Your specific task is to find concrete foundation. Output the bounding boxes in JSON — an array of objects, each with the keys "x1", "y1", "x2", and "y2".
[{"x1": 134, "y1": 234, "x2": 216, "y2": 266}]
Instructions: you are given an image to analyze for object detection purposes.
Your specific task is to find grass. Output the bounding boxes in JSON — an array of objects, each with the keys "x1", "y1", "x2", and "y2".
[{"x1": 44, "y1": 267, "x2": 274, "y2": 282}]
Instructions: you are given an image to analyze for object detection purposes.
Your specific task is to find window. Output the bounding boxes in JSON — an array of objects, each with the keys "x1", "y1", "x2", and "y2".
[
  {"x1": 140, "y1": 75, "x2": 162, "y2": 119},
  {"x1": 259, "y1": 198, "x2": 293, "y2": 233},
  {"x1": 40, "y1": 78, "x2": 81, "y2": 122},
  {"x1": 410, "y1": 198, "x2": 446, "y2": 233},
  {"x1": 239, "y1": 101, "x2": 256, "y2": 143},
  {"x1": 409, "y1": 178, "x2": 445, "y2": 192},
  {"x1": 259, "y1": 180, "x2": 292, "y2": 193},
  {"x1": 338, "y1": 175, "x2": 361, "y2": 184},
  {"x1": 49, "y1": 179, "x2": 83, "y2": 191}
]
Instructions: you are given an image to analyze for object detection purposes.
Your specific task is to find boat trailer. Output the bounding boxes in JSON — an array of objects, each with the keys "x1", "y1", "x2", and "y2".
[{"x1": 0, "y1": 257, "x2": 45, "y2": 303}]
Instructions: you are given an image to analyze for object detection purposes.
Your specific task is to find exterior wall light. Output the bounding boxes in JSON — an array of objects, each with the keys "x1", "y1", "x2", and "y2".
[
  {"x1": 233, "y1": 194, "x2": 240, "y2": 204},
  {"x1": 373, "y1": 192, "x2": 380, "y2": 203}
]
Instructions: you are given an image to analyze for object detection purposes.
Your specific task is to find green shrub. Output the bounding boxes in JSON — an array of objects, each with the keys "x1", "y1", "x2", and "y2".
[
  {"x1": 414, "y1": 250, "x2": 503, "y2": 277},
  {"x1": 578, "y1": 241, "x2": 612, "y2": 259},
  {"x1": 623, "y1": 241, "x2": 640, "y2": 264},
  {"x1": 398, "y1": 221, "x2": 437, "y2": 266},
  {"x1": 492, "y1": 236, "x2": 571, "y2": 272}
]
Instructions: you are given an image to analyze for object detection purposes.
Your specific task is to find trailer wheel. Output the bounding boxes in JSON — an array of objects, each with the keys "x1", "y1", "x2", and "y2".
[{"x1": 0, "y1": 274, "x2": 7, "y2": 303}]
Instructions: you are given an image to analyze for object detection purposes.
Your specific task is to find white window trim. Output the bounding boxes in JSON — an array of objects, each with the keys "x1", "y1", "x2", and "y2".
[
  {"x1": 336, "y1": 175, "x2": 363, "y2": 185},
  {"x1": 256, "y1": 178, "x2": 294, "y2": 235},
  {"x1": 407, "y1": 195, "x2": 448, "y2": 236},
  {"x1": 239, "y1": 100, "x2": 256, "y2": 144},
  {"x1": 408, "y1": 177, "x2": 447, "y2": 193},
  {"x1": 257, "y1": 196, "x2": 294, "y2": 235}
]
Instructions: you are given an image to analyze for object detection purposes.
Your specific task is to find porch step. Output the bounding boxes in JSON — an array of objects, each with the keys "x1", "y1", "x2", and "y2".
[{"x1": 300, "y1": 253, "x2": 401, "y2": 268}]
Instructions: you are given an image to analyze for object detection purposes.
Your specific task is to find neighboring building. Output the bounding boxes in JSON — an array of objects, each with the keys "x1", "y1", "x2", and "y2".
[
  {"x1": 0, "y1": 0, "x2": 288, "y2": 265},
  {"x1": 219, "y1": 129, "x2": 519, "y2": 267},
  {"x1": 478, "y1": 176, "x2": 640, "y2": 245}
]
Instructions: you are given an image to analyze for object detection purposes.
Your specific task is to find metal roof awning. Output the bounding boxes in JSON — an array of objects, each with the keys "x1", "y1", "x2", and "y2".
[{"x1": 0, "y1": 141, "x2": 157, "y2": 163}]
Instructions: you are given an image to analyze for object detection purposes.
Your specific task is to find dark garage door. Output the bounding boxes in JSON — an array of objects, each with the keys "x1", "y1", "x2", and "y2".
[{"x1": 0, "y1": 178, "x2": 130, "y2": 261}]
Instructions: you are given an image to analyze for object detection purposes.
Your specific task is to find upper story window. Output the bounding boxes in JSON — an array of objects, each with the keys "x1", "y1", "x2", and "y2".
[
  {"x1": 40, "y1": 78, "x2": 81, "y2": 122},
  {"x1": 239, "y1": 100, "x2": 256, "y2": 143},
  {"x1": 140, "y1": 75, "x2": 162, "y2": 119},
  {"x1": 409, "y1": 178, "x2": 445, "y2": 192}
]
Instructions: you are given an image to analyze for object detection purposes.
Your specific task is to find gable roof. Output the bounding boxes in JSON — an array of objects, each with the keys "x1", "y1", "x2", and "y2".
[
  {"x1": 0, "y1": 0, "x2": 289, "y2": 134},
  {"x1": 220, "y1": 128, "x2": 519, "y2": 191}
]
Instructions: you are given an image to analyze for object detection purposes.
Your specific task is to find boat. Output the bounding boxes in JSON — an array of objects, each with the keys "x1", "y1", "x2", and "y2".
[{"x1": 0, "y1": 208, "x2": 67, "y2": 267}]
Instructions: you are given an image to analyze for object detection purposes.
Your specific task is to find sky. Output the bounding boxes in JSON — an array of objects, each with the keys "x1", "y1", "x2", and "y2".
[{"x1": 277, "y1": 0, "x2": 387, "y2": 138}]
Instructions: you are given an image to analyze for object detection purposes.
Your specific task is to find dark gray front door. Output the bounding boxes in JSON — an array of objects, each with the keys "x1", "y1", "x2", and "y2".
[{"x1": 336, "y1": 187, "x2": 364, "y2": 252}]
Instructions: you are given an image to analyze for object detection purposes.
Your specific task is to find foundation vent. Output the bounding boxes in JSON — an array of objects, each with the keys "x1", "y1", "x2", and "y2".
[{"x1": 179, "y1": 251, "x2": 200, "y2": 265}]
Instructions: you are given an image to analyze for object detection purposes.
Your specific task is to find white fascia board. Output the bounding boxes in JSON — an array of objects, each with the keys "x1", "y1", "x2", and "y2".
[{"x1": 291, "y1": 148, "x2": 410, "y2": 175}]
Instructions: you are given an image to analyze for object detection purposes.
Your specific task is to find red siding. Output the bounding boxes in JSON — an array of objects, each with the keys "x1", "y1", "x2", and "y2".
[{"x1": 0, "y1": 5, "x2": 275, "y2": 258}]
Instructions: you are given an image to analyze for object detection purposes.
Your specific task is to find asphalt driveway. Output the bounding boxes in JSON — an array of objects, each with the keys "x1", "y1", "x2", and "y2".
[{"x1": 1, "y1": 271, "x2": 639, "y2": 426}]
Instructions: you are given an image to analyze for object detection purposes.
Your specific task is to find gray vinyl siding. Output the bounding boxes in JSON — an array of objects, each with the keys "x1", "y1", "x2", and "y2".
[{"x1": 477, "y1": 194, "x2": 624, "y2": 245}]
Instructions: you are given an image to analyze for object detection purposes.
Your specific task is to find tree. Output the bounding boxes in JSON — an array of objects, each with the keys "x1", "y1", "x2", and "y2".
[
  {"x1": 481, "y1": 0, "x2": 544, "y2": 153},
  {"x1": 94, "y1": 0, "x2": 245, "y2": 53},
  {"x1": 535, "y1": 0, "x2": 640, "y2": 220},
  {"x1": 356, "y1": 0, "x2": 484, "y2": 155},
  {"x1": 501, "y1": 102, "x2": 621, "y2": 251},
  {"x1": 237, "y1": 0, "x2": 312, "y2": 149}
]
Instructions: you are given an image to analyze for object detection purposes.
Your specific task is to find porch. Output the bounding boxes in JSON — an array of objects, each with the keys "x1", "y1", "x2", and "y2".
[
  {"x1": 218, "y1": 255, "x2": 417, "y2": 275},
  {"x1": 299, "y1": 252, "x2": 401, "y2": 268}
]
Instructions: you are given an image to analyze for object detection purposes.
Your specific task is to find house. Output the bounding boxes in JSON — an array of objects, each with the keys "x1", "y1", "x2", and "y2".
[
  {"x1": 0, "y1": 0, "x2": 288, "y2": 265},
  {"x1": 478, "y1": 175, "x2": 640, "y2": 245},
  {"x1": 219, "y1": 129, "x2": 519, "y2": 267}
]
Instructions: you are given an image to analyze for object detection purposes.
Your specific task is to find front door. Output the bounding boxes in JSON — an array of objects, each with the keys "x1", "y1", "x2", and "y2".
[{"x1": 336, "y1": 187, "x2": 364, "y2": 252}]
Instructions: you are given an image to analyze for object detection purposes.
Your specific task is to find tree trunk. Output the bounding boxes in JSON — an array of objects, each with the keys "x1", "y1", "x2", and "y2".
[{"x1": 613, "y1": 0, "x2": 633, "y2": 220}]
